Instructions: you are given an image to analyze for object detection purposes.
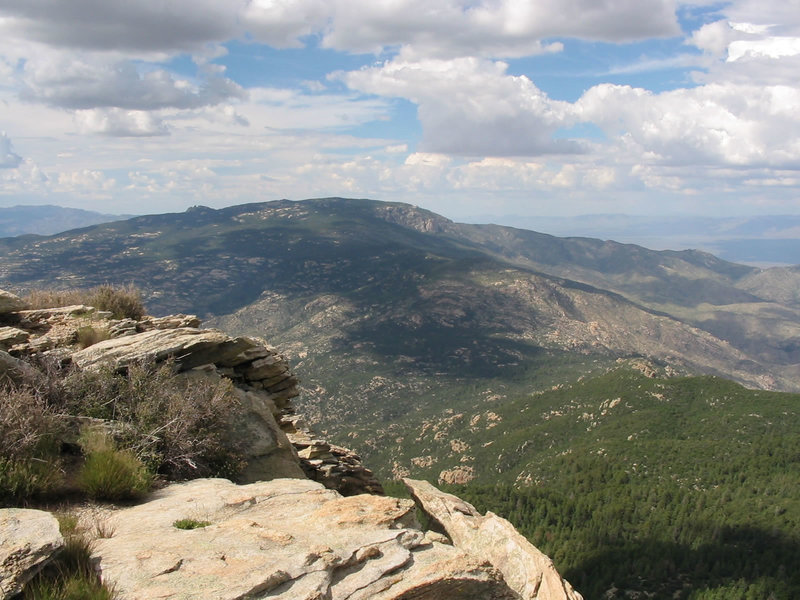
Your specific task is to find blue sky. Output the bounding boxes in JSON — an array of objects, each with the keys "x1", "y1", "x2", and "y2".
[{"x1": 1, "y1": 0, "x2": 800, "y2": 221}]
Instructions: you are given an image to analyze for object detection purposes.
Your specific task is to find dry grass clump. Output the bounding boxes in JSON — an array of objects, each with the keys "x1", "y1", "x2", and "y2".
[
  {"x1": 75, "y1": 326, "x2": 111, "y2": 349},
  {"x1": 23, "y1": 284, "x2": 146, "y2": 320}
]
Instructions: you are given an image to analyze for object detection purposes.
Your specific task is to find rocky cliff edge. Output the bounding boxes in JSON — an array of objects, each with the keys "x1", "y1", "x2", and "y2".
[{"x1": 0, "y1": 289, "x2": 581, "y2": 599}]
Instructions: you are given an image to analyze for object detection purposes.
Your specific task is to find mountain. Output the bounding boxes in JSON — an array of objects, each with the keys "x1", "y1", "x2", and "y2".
[
  {"x1": 0, "y1": 204, "x2": 129, "y2": 238},
  {"x1": 482, "y1": 213, "x2": 800, "y2": 265},
  {"x1": 0, "y1": 198, "x2": 796, "y2": 389},
  {"x1": 1, "y1": 200, "x2": 799, "y2": 598}
]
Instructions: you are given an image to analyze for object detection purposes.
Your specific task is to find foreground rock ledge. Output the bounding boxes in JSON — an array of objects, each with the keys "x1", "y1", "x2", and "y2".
[
  {"x1": 0, "y1": 509, "x2": 64, "y2": 598},
  {"x1": 91, "y1": 478, "x2": 522, "y2": 600},
  {"x1": 404, "y1": 478, "x2": 583, "y2": 600}
]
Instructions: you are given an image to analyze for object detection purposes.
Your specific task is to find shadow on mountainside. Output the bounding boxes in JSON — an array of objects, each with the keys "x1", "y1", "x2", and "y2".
[{"x1": 565, "y1": 524, "x2": 800, "y2": 599}]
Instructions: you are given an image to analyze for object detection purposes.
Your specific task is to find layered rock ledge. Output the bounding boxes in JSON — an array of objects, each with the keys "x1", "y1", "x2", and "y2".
[{"x1": 87, "y1": 478, "x2": 524, "y2": 600}]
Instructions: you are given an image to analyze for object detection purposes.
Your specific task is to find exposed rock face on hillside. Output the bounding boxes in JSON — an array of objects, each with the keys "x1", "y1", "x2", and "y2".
[
  {"x1": 88, "y1": 477, "x2": 535, "y2": 600},
  {"x1": 405, "y1": 479, "x2": 582, "y2": 600}
]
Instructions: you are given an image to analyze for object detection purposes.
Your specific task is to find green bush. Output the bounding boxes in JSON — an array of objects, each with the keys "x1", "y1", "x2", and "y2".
[{"x1": 78, "y1": 431, "x2": 152, "y2": 502}]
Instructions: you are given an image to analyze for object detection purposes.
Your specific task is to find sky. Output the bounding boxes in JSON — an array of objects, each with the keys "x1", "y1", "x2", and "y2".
[{"x1": 1, "y1": 0, "x2": 800, "y2": 221}]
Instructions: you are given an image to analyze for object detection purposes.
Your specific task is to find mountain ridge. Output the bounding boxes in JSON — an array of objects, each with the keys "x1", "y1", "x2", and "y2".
[{"x1": 0, "y1": 197, "x2": 797, "y2": 392}]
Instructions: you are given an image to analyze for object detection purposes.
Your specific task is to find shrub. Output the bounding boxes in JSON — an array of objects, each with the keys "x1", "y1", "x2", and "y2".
[
  {"x1": 87, "y1": 284, "x2": 145, "y2": 320},
  {"x1": 63, "y1": 361, "x2": 246, "y2": 480},
  {"x1": 77, "y1": 429, "x2": 152, "y2": 502},
  {"x1": 2, "y1": 352, "x2": 244, "y2": 504},
  {"x1": 0, "y1": 386, "x2": 63, "y2": 504},
  {"x1": 23, "y1": 284, "x2": 146, "y2": 320},
  {"x1": 76, "y1": 326, "x2": 111, "y2": 349}
]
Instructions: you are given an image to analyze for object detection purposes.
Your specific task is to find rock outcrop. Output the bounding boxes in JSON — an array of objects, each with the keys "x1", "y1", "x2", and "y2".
[
  {"x1": 404, "y1": 479, "x2": 583, "y2": 600},
  {"x1": 0, "y1": 296, "x2": 382, "y2": 495},
  {"x1": 0, "y1": 350, "x2": 38, "y2": 385},
  {"x1": 89, "y1": 478, "x2": 519, "y2": 600},
  {"x1": 0, "y1": 290, "x2": 581, "y2": 600},
  {"x1": 0, "y1": 509, "x2": 64, "y2": 598},
  {"x1": 0, "y1": 290, "x2": 25, "y2": 315}
]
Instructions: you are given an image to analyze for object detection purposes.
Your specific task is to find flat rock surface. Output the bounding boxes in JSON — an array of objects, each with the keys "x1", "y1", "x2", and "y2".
[
  {"x1": 404, "y1": 478, "x2": 583, "y2": 600},
  {"x1": 0, "y1": 509, "x2": 64, "y2": 599},
  {"x1": 92, "y1": 478, "x2": 517, "y2": 600},
  {"x1": 72, "y1": 327, "x2": 256, "y2": 371}
]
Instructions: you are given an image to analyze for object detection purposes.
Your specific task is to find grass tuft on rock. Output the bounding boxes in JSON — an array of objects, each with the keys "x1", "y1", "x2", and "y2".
[{"x1": 173, "y1": 518, "x2": 211, "y2": 530}]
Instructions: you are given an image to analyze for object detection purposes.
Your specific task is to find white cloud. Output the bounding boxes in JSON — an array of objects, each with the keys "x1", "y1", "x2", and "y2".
[
  {"x1": 576, "y1": 82, "x2": 800, "y2": 168},
  {"x1": 341, "y1": 57, "x2": 581, "y2": 156},
  {"x1": 246, "y1": 87, "x2": 391, "y2": 130},
  {"x1": 0, "y1": 0, "x2": 241, "y2": 54},
  {"x1": 74, "y1": 109, "x2": 169, "y2": 137},
  {"x1": 321, "y1": 0, "x2": 679, "y2": 58},
  {"x1": 0, "y1": 0, "x2": 680, "y2": 62},
  {"x1": 727, "y1": 36, "x2": 800, "y2": 61},
  {"x1": 0, "y1": 133, "x2": 22, "y2": 168},
  {"x1": 19, "y1": 55, "x2": 244, "y2": 111},
  {"x1": 243, "y1": 0, "x2": 333, "y2": 49},
  {"x1": 57, "y1": 169, "x2": 116, "y2": 194}
]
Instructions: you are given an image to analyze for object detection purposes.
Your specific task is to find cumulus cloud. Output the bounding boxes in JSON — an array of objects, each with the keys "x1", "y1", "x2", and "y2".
[
  {"x1": 341, "y1": 57, "x2": 581, "y2": 156},
  {"x1": 0, "y1": 133, "x2": 22, "y2": 168},
  {"x1": 0, "y1": 0, "x2": 241, "y2": 53},
  {"x1": 577, "y1": 82, "x2": 800, "y2": 168},
  {"x1": 0, "y1": 0, "x2": 680, "y2": 61},
  {"x1": 74, "y1": 109, "x2": 169, "y2": 137},
  {"x1": 321, "y1": 0, "x2": 679, "y2": 58},
  {"x1": 19, "y1": 56, "x2": 244, "y2": 111}
]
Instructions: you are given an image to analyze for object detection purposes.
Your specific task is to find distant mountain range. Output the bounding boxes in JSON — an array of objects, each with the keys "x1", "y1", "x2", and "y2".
[
  {"x1": 471, "y1": 213, "x2": 800, "y2": 265},
  {"x1": 0, "y1": 204, "x2": 130, "y2": 238}
]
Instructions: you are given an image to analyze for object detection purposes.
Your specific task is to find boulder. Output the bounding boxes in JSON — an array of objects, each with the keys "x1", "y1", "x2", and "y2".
[
  {"x1": 230, "y1": 387, "x2": 305, "y2": 481},
  {"x1": 91, "y1": 478, "x2": 518, "y2": 600},
  {"x1": 0, "y1": 326, "x2": 29, "y2": 350},
  {"x1": 0, "y1": 350, "x2": 38, "y2": 385},
  {"x1": 72, "y1": 328, "x2": 257, "y2": 371},
  {"x1": 404, "y1": 478, "x2": 583, "y2": 600},
  {"x1": 0, "y1": 290, "x2": 25, "y2": 315},
  {"x1": 0, "y1": 509, "x2": 64, "y2": 599}
]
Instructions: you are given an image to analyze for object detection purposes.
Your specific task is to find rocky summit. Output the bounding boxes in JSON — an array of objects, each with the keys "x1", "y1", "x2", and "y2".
[{"x1": 0, "y1": 288, "x2": 581, "y2": 599}]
